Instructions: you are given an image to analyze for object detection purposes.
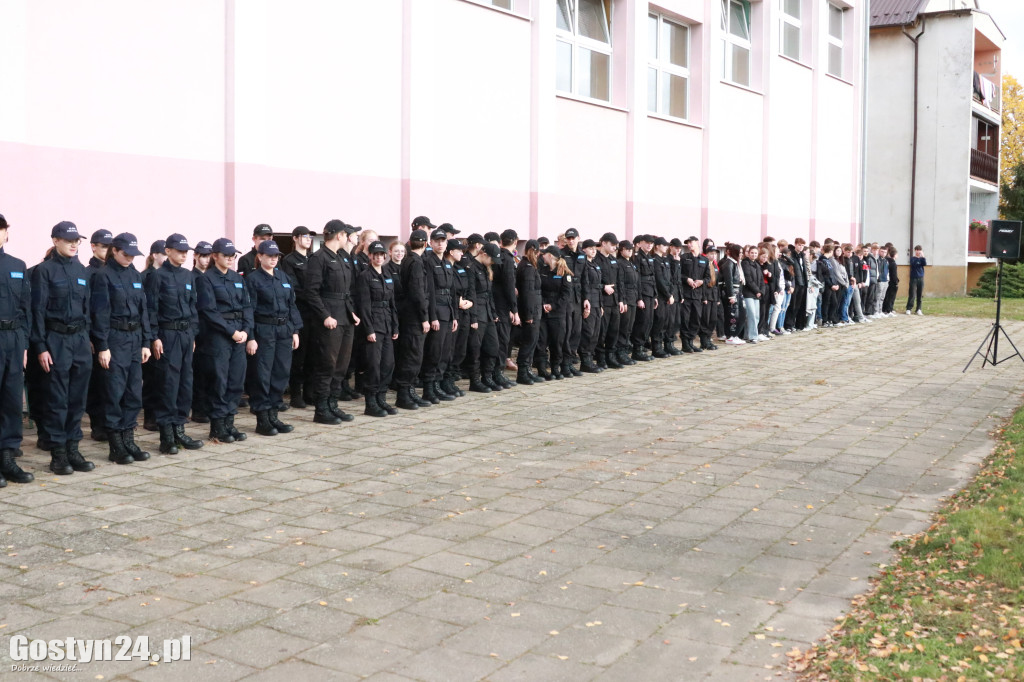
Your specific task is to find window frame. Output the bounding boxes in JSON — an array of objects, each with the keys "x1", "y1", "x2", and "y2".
[
  {"x1": 826, "y1": 2, "x2": 845, "y2": 79},
  {"x1": 721, "y1": 0, "x2": 752, "y2": 87},
  {"x1": 555, "y1": 0, "x2": 614, "y2": 104},
  {"x1": 779, "y1": 0, "x2": 802, "y2": 62},
  {"x1": 647, "y1": 13, "x2": 691, "y2": 122}
]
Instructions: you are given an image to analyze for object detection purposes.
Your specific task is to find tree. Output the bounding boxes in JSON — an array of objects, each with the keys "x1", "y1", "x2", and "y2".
[
  {"x1": 999, "y1": 163, "x2": 1024, "y2": 220},
  {"x1": 1000, "y1": 75, "x2": 1024, "y2": 195}
]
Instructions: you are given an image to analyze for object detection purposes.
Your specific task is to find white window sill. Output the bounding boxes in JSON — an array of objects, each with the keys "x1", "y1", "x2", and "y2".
[
  {"x1": 824, "y1": 72, "x2": 855, "y2": 87},
  {"x1": 458, "y1": 0, "x2": 531, "y2": 21},
  {"x1": 778, "y1": 54, "x2": 813, "y2": 71},
  {"x1": 556, "y1": 92, "x2": 629, "y2": 113},
  {"x1": 719, "y1": 80, "x2": 764, "y2": 96},
  {"x1": 646, "y1": 112, "x2": 703, "y2": 130}
]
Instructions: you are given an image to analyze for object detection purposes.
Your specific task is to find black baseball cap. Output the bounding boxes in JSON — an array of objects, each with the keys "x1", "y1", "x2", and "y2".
[
  {"x1": 538, "y1": 236, "x2": 550, "y2": 246},
  {"x1": 467, "y1": 233, "x2": 485, "y2": 246},
  {"x1": 500, "y1": 228, "x2": 518, "y2": 243},
  {"x1": 368, "y1": 240, "x2": 386, "y2": 254},
  {"x1": 51, "y1": 221, "x2": 84, "y2": 241},
  {"x1": 111, "y1": 233, "x2": 143, "y2": 257},
  {"x1": 600, "y1": 232, "x2": 618, "y2": 244},
  {"x1": 0, "y1": 214, "x2": 7, "y2": 229},
  {"x1": 619, "y1": 240, "x2": 634, "y2": 250},
  {"x1": 438, "y1": 222, "x2": 460, "y2": 235},
  {"x1": 166, "y1": 233, "x2": 194, "y2": 252},
  {"x1": 654, "y1": 236, "x2": 669, "y2": 247},
  {"x1": 194, "y1": 241, "x2": 213, "y2": 255},
  {"x1": 635, "y1": 234, "x2": 652, "y2": 244},
  {"x1": 564, "y1": 228, "x2": 579, "y2": 239},
  {"x1": 253, "y1": 224, "x2": 273, "y2": 237},
  {"x1": 257, "y1": 240, "x2": 281, "y2": 256},
  {"x1": 669, "y1": 238, "x2": 683, "y2": 248},
  {"x1": 292, "y1": 225, "x2": 315, "y2": 237},
  {"x1": 410, "y1": 229, "x2": 429, "y2": 241},
  {"x1": 581, "y1": 239, "x2": 597, "y2": 249},
  {"x1": 446, "y1": 239, "x2": 465, "y2": 252},
  {"x1": 150, "y1": 240, "x2": 166, "y2": 254},
  {"x1": 211, "y1": 238, "x2": 237, "y2": 255},
  {"x1": 343, "y1": 224, "x2": 362, "y2": 234},
  {"x1": 542, "y1": 246, "x2": 562, "y2": 258},
  {"x1": 524, "y1": 239, "x2": 539, "y2": 252},
  {"x1": 688, "y1": 235, "x2": 699, "y2": 243},
  {"x1": 412, "y1": 216, "x2": 435, "y2": 229},
  {"x1": 90, "y1": 229, "x2": 113, "y2": 245},
  {"x1": 430, "y1": 228, "x2": 448, "y2": 241},
  {"x1": 482, "y1": 243, "x2": 501, "y2": 258},
  {"x1": 484, "y1": 231, "x2": 500, "y2": 243}
]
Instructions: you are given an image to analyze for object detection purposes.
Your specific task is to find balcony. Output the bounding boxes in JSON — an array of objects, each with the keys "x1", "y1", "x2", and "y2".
[
  {"x1": 971, "y1": 148, "x2": 998, "y2": 184},
  {"x1": 973, "y1": 72, "x2": 1000, "y2": 113}
]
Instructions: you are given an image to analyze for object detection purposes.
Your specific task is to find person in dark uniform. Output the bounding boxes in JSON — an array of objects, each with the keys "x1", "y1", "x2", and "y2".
[
  {"x1": 0, "y1": 214, "x2": 35, "y2": 485},
  {"x1": 394, "y1": 229, "x2": 432, "y2": 409},
  {"x1": 90, "y1": 233, "x2": 153, "y2": 465},
  {"x1": 559, "y1": 228, "x2": 584, "y2": 376},
  {"x1": 514, "y1": 240, "x2": 543, "y2": 385},
  {"x1": 578, "y1": 239, "x2": 603, "y2": 374},
  {"x1": 468, "y1": 243, "x2": 503, "y2": 392},
  {"x1": 25, "y1": 249, "x2": 54, "y2": 450},
  {"x1": 595, "y1": 232, "x2": 624, "y2": 369},
  {"x1": 146, "y1": 233, "x2": 204, "y2": 454},
  {"x1": 448, "y1": 235, "x2": 480, "y2": 391},
  {"x1": 245, "y1": 240, "x2": 301, "y2": 435},
  {"x1": 31, "y1": 221, "x2": 95, "y2": 475},
  {"x1": 700, "y1": 239, "x2": 721, "y2": 350},
  {"x1": 237, "y1": 224, "x2": 273, "y2": 276},
  {"x1": 538, "y1": 245, "x2": 573, "y2": 379},
  {"x1": 85, "y1": 229, "x2": 113, "y2": 442},
  {"x1": 303, "y1": 220, "x2": 360, "y2": 424},
  {"x1": 280, "y1": 225, "x2": 316, "y2": 408},
  {"x1": 421, "y1": 228, "x2": 457, "y2": 403},
  {"x1": 353, "y1": 240, "x2": 399, "y2": 417},
  {"x1": 650, "y1": 237, "x2": 675, "y2": 358},
  {"x1": 679, "y1": 235, "x2": 710, "y2": 353},
  {"x1": 141, "y1": 239, "x2": 166, "y2": 431},
  {"x1": 665, "y1": 238, "x2": 684, "y2": 355},
  {"x1": 616, "y1": 240, "x2": 639, "y2": 366},
  {"x1": 195, "y1": 238, "x2": 252, "y2": 443},
  {"x1": 630, "y1": 235, "x2": 656, "y2": 362},
  {"x1": 493, "y1": 229, "x2": 519, "y2": 385},
  {"x1": 189, "y1": 240, "x2": 214, "y2": 424},
  {"x1": 442, "y1": 239, "x2": 470, "y2": 397},
  {"x1": 787, "y1": 238, "x2": 808, "y2": 330}
]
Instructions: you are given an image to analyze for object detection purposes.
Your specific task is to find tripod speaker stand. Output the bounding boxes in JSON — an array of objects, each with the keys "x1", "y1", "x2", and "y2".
[{"x1": 964, "y1": 258, "x2": 1024, "y2": 371}]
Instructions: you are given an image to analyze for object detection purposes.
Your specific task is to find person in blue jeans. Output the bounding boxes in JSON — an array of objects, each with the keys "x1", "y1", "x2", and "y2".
[{"x1": 905, "y1": 245, "x2": 926, "y2": 315}]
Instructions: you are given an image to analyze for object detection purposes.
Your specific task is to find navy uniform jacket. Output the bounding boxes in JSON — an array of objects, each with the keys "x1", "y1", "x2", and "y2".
[
  {"x1": 669, "y1": 256, "x2": 683, "y2": 301},
  {"x1": 653, "y1": 254, "x2": 673, "y2": 301},
  {"x1": 493, "y1": 248, "x2": 518, "y2": 317},
  {"x1": 398, "y1": 252, "x2": 432, "y2": 325},
  {"x1": 197, "y1": 266, "x2": 253, "y2": 340},
  {"x1": 454, "y1": 255, "x2": 475, "y2": 320},
  {"x1": 539, "y1": 264, "x2": 572, "y2": 317},
  {"x1": 237, "y1": 248, "x2": 258, "y2": 276},
  {"x1": 468, "y1": 259, "x2": 496, "y2": 325},
  {"x1": 619, "y1": 256, "x2": 639, "y2": 305},
  {"x1": 280, "y1": 250, "x2": 311, "y2": 317},
  {"x1": 145, "y1": 261, "x2": 199, "y2": 332},
  {"x1": 90, "y1": 260, "x2": 153, "y2": 352},
  {"x1": 595, "y1": 253, "x2": 621, "y2": 307},
  {"x1": 31, "y1": 252, "x2": 90, "y2": 355},
  {"x1": 424, "y1": 250, "x2": 456, "y2": 322},
  {"x1": 245, "y1": 267, "x2": 303, "y2": 338},
  {"x1": 86, "y1": 255, "x2": 105, "y2": 283},
  {"x1": 303, "y1": 245, "x2": 356, "y2": 325},
  {"x1": 0, "y1": 248, "x2": 32, "y2": 343},
  {"x1": 560, "y1": 246, "x2": 585, "y2": 306},
  {"x1": 516, "y1": 258, "x2": 543, "y2": 322},
  {"x1": 679, "y1": 252, "x2": 711, "y2": 300},
  {"x1": 581, "y1": 258, "x2": 603, "y2": 308},
  {"x1": 354, "y1": 267, "x2": 400, "y2": 336},
  {"x1": 632, "y1": 250, "x2": 657, "y2": 299}
]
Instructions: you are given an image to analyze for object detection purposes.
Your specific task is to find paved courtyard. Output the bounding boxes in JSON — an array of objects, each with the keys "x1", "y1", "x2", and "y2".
[{"x1": 2, "y1": 315, "x2": 1023, "y2": 681}]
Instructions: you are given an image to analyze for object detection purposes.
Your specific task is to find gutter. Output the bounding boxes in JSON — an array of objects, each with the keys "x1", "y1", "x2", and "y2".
[
  {"x1": 902, "y1": 17, "x2": 927, "y2": 255},
  {"x1": 858, "y1": 0, "x2": 870, "y2": 245}
]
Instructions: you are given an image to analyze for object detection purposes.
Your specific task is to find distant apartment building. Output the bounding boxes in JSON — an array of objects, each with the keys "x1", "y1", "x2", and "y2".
[
  {"x1": 0, "y1": 0, "x2": 866, "y2": 260},
  {"x1": 865, "y1": 0, "x2": 1004, "y2": 296}
]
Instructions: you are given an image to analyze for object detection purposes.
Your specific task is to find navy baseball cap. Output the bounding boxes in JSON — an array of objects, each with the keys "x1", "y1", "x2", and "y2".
[
  {"x1": 211, "y1": 238, "x2": 237, "y2": 255},
  {"x1": 194, "y1": 241, "x2": 213, "y2": 255},
  {"x1": 51, "y1": 221, "x2": 84, "y2": 240},
  {"x1": 482, "y1": 243, "x2": 501, "y2": 258},
  {"x1": 90, "y1": 229, "x2": 113, "y2": 245},
  {"x1": 564, "y1": 228, "x2": 579, "y2": 239},
  {"x1": 438, "y1": 222, "x2": 460, "y2": 235},
  {"x1": 111, "y1": 233, "x2": 144, "y2": 257},
  {"x1": 257, "y1": 240, "x2": 281, "y2": 256},
  {"x1": 446, "y1": 239, "x2": 465, "y2": 252},
  {"x1": 467, "y1": 233, "x2": 485, "y2": 246},
  {"x1": 367, "y1": 240, "x2": 386, "y2": 255},
  {"x1": 253, "y1": 224, "x2": 273, "y2": 237},
  {"x1": 600, "y1": 232, "x2": 618, "y2": 244},
  {"x1": 292, "y1": 225, "x2": 315, "y2": 237},
  {"x1": 150, "y1": 240, "x2": 166, "y2": 254},
  {"x1": 619, "y1": 240, "x2": 634, "y2": 250},
  {"x1": 165, "y1": 233, "x2": 193, "y2": 252}
]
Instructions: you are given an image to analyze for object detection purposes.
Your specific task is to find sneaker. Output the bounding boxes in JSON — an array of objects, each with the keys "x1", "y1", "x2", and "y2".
[
  {"x1": 726, "y1": 337, "x2": 745, "y2": 345},
  {"x1": 905, "y1": 310, "x2": 911, "y2": 315},
  {"x1": 747, "y1": 338, "x2": 759, "y2": 344},
  {"x1": 916, "y1": 310, "x2": 923, "y2": 316}
]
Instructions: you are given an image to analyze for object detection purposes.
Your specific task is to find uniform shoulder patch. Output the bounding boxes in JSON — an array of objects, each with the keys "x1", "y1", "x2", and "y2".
[{"x1": 10, "y1": 272, "x2": 23, "y2": 279}]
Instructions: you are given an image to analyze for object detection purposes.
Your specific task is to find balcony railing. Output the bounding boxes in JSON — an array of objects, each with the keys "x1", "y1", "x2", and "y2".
[
  {"x1": 973, "y1": 72, "x2": 1001, "y2": 113},
  {"x1": 971, "y1": 148, "x2": 998, "y2": 184}
]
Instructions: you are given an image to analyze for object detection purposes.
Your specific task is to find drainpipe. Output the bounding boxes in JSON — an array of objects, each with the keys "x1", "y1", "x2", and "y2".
[
  {"x1": 903, "y1": 17, "x2": 927, "y2": 256},
  {"x1": 858, "y1": 0, "x2": 870, "y2": 245}
]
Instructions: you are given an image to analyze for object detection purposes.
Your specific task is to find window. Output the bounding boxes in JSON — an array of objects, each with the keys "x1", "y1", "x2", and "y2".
[
  {"x1": 973, "y1": 117, "x2": 998, "y2": 156},
  {"x1": 491, "y1": 0, "x2": 513, "y2": 8},
  {"x1": 721, "y1": 0, "x2": 751, "y2": 86},
  {"x1": 648, "y1": 14, "x2": 690, "y2": 120},
  {"x1": 780, "y1": 0, "x2": 801, "y2": 61},
  {"x1": 556, "y1": 0, "x2": 613, "y2": 102},
  {"x1": 827, "y1": 3, "x2": 845, "y2": 78}
]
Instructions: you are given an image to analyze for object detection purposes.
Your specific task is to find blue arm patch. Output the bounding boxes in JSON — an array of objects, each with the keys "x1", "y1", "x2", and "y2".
[
  {"x1": 132, "y1": 282, "x2": 142, "y2": 289},
  {"x1": 384, "y1": 278, "x2": 393, "y2": 284},
  {"x1": 283, "y1": 282, "x2": 291, "y2": 288},
  {"x1": 10, "y1": 272, "x2": 23, "y2": 279},
  {"x1": 185, "y1": 283, "x2": 192, "y2": 290},
  {"x1": 234, "y1": 282, "x2": 243, "y2": 288},
  {"x1": 77, "y1": 278, "x2": 87, "y2": 286}
]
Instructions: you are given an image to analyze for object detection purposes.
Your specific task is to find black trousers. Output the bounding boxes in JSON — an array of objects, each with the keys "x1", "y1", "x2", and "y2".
[
  {"x1": 0, "y1": 329, "x2": 26, "y2": 450},
  {"x1": 472, "y1": 319, "x2": 500, "y2": 375},
  {"x1": 758, "y1": 297, "x2": 771, "y2": 335},
  {"x1": 25, "y1": 343, "x2": 47, "y2": 441},
  {"x1": 682, "y1": 298, "x2": 703, "y2": 340},
  {"x1": 152, "y1": 329, "x2": 194, "y2": 427},
  {"x1": 394, "y1": 318, "x2": 425, "y2": 388},
  {"x1": 700, "y1": 297, "x2": 717, "y2": 337},
  {"x1": 631, "y1": 296, "x2": 654, "y2": 349},
  {"x1": 580, "y1": 303, "x2": 601, "y2": 356},
  {"x1": 598, "y1": 304, "x2": 619, "y2": 360},
  {"x1": 192, "y1": 346, "x2": 212, "y2": 417},
  {"x1": 822, "y1": 287, "x2": 840, "y2": 325},
  {"x1": 883, "y1": 281, "x2": 899, "y2": 314},
  {"x1": 617, "y1": 305, "x2": 636, "y2": 353},
  {"x1": 787, "y1": 285, "x2": 807, "y2": 329},
  {"x1": 450, "y1": 312, "x2": 471, "y2": 378},
  {"x1": 102, "y1": 329, "x2": 144, "y2": 431},
  {"x1": 86, "y1": 354, "x2": 106, "y2": 433},
  {"x1": 40, "y1": 329, "x2": 92, "y2": 443},
  {"x1": 247, "y1": 324, "x2": 293, "y2": 412},
  {"x1": 201, "y1": 333, "x2": 245, "y2": 419},
  {"x1": 312, "y1": 320, "x2": 354, "y2": 399},
  {"x1": 724, "y1": 298, "x2": 741, "y2": 338},
  {"x1": 516, "y1": 320, "x2": 540, "y2": 369},
  {"x1": 495, "y1": 314, "x2": 512, "y2": 361},
  {"x1": 906, "y1": 278, "x2": 923, "y2": 312},
  {"x1": 563, "y1": 305, "x2": 582, "y2": 360},
  {"x1": 361, "y1": 331, "x2": 395, "y2": 394},
  {"x1": 290, "y1": 311, "x2": 315, "y2": 395},
  {"x1": 423, "y1": 320, "x2": 455, "y2": 382},
  {"x1": 542, "y1": 312, "x2": 566, "y2": 368},
  {"x1": 651, "y1": 298, "x2": 669, "y2": 346}
]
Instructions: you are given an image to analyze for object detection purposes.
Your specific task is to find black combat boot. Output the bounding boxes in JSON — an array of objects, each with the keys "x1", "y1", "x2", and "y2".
[
  {"x1": 226, "y1": 414, "x2": 246, "y2": 442},
  {"x1": 255, "y1": 411, "x2": 278, "y2": 436},
  {"x1": 550, "y1": 364, "x2": 563, "y2": 380},
  {"x1": 433, "y1": 380, "x2": 456, "y2": 401},
  {"x1": 209, "y1": 417, "x2": 235, "y2": 444},
  {"x1": 314, "y1": 399, "x2": 344, "y2": 423},
  {"x1": 173, "y1": 424, "x2": 204, "y2": 450},
  {"x1": 376, "y1": 391, "x2": 398, "y2": 415},
  {"x1": 516, "y1": 368, "x2": 534, "y2": 385},
  {"x1": 90, "y1": 424, "x2": 108, "y2": 442},
  {"x1": 684, "y1": 337, "x2": 703, "y2": 353},
  {"x1": 328, "y1": 396, "x2": 354, "y2": 421},
  {"x1": 107, "y1": 430, "x2": 134, "y2": 465},
  {"x1": 420, "y1": 381, "x2": 441, "y2": 404},
  {"x1": 536, "y1": 361, "x2": 553, "y2": 380},
  {"x1": 652, "y1": 340, "x2": 670, "y2": 358},
  {"x1": 268, "y1": 409, "x2": 294, "y2": 433},
  {"x1": 66, "y1": 441, "x2": 95, "y2": 472},
  {"x1": 364, "y1": 394, "x2": 387, "y2": 417},
  {"x1": 700, "y1": 334, "x2": 718, "y2": 351},
  {"x1": 632, "y1": 345, "x2": 652, "y2": 362},
  {"x1": 493, "y1": 368, "x2": 514, "y2": 388},
  {"x1": 395, "y1": 388, "x2": 420, "y2": 410},
  {"x1": 190, "y1": 410, "x2": 210, "y2": 424},
  {"x1": 469, "y1": 374, "x2": 491, "y2": 393},
  {"x1": 580, "y1": 354, "x2": 601, "y2": 373},
  {"x1": 0, "y1": 449, "x2": 33, "y2": 484},
  {"x1": 337, "y1": 378, "x2": 359, "y2": 401},
  {"x1": 443, "y1": 373, "x2": 465, "y2": 397},
  {"x1": 49, "y1": 444, "x2": 73, "y2": 475},
  {"x1": 618, "y1": 350, "x2": 636, "y2": 366},
  {"x1": 605, "y1": 352, "x2": 623, "y2": 369},
  {"x1": 289, "y1": 382, "x2": 307, "y2": 409},
  {"x1": 143, "y1": 410, "x2": 158, "y2": 432},
  {"x1": 665, "y1": 340, "x2": 683, "y2": 355},
  {"x1": 159, "y1": 424, "x2": 178, "y2": 454},
  {"x1": 122, "y1": 428, "x2": 150, "y2": 461}
]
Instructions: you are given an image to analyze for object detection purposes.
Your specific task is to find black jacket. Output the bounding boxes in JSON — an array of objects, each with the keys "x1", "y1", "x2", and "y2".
[
  {"x1": 398, "y1": 251, "x2": 432, "y2": 324},
  {"x1": 354, "y1": 267, "x2": 400, "y2": 336},
  {"x1": 303, "y1": 245, "x2": 356, "y2": 325},
  {"x1": 516, "y1": 258, "x2": 543, "y2": 323},
  {"x1": 741, "y1": 258, "x2": 762, "y2": 299}
]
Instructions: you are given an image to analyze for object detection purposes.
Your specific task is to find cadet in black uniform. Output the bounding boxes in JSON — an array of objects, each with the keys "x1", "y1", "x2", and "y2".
[
  {"x1": 630, "y1": 235, "x2": 656, "y2": 362},
  {"x1": 442, "y1": 240, "x2": 470, "y2": 397},
  {"x1": 85, "y1": 229, "x2": 113, "y2": 442},
  {"x1": 422, "y1": 229, "x2": 457, "y2": 403},
  {"x1": 245, "y1": 240, "x2": 301, "y2": 436},
  {"x1": 493, "y1": 229, "x2": 519, "y2": 387},
  {"x1": 237, "y1": 224, "x2": 273, "y2": 276},
  {"x1": 0, "y1": 214, "x2": 34, "y2": 485},
  {"x1": 514, "y1": 240, "x2": 543, "y2": 385},
  {"x1": 616, "y1": 240, "x2": 639, "y2": 366},
  {"x1": 146, "y1": 233, "x2": 204, "y2": 454},
  {"x1": 303, "y1": 220, "x2": 360, "y2": 424},
  {"x1": 141, "y1": 239, "x2": 166, "y2": 431},
  {"x1": 469, "y1": 243, "x2": 503, "y2": 392},
  {"x1": 700, "y1": 239, "x2": 721, "y2": 350},
  {"x1": 538, "y1": 246, "x2": 573, "y2": 379},
  {"x1": 665, "y1": 239, "x2": 684, "y2": 355},
  {"x1": 595, "y1": 233, "x2": 624, "y2": 369},
  {"x1": 32, "y1": 221, "x2": 95, "y2": 475},
  {"x1": 280, "y1": 225, "x2": 315, "y2": 408},
  {"x1": 354, "y1": 240, "x2": 399, "y2": 417},
  {"x1": 578, "y1": 239, "x2": 603, "y2": 373},
  {"x1": 25, "y1": 250, "x2": 53, "y2": 450},
  {"x1": 559, "y1": 228, "x2": 584, "y2": 375},
  {"x1": 679, "y1": 235, "x2": 710, "y2": 353},
  {"x1": 190, "y1": 240, "x2": 214, "y2": 424},
  {"x1": 394, "y1": 229, "x2": 433, "y2": 409},
  {"x1": 90, "y1": 233, "x2": 153, "y2": 465},
  {"x1": 448, "y1": 236, "x2": 479, "y2": 391},
  {"x1": 650, "y1": 237, "x2": 674, "y2": 358},
  {"x1": 196, "y1": 238, "x2": 252, "y2": 443}
]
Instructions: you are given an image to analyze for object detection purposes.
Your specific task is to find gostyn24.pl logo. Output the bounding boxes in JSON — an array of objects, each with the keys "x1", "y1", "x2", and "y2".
[{"x1": 9, "y1": 635, "x2": 191, "y2": 665}]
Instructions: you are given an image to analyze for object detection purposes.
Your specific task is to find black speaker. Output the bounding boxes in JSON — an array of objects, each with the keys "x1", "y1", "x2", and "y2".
[{"x1": 988, "y1": 220, "x2": 1022, "y2": 259}]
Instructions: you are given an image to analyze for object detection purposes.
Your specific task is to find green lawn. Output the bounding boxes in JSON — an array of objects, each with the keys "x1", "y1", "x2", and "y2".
[
  {"x1": 922, "y1": 296, "x2": 1024, "y2": 322},
  {"x1": 793, "y1": 406, "x2": 1024, "y2": 680}
]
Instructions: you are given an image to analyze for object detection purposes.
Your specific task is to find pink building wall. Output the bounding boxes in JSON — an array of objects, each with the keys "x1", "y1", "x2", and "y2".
[{"x1": 0, "y1": 0, "x2": 864, "y2": 265}]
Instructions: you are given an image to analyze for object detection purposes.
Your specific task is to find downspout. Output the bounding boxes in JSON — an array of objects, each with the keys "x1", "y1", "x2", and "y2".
[
  {"x1": 902, "y1": 18, "x2": 927, "y2": 255},
  {"x1": 858, "y1": 0, "x2": 870, "y2": 244}
]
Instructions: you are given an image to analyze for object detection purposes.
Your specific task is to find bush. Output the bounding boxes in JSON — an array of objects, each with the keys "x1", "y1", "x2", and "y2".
[{"x1": 970, "y1": 261, "x2": 1024, "y2": 297}]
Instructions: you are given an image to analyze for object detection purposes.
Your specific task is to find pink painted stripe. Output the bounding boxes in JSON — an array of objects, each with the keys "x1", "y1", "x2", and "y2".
[
  {"x1": 400, "y1": 0, "x2": 413, "y2": 240},
  {"x1": 699, "y1": 0, "x2": 713, "y2": 239},
  {"x1": 528, "y1": 0, "x2": 541, "y2": 238},
  {"x1": 224, "y1": 0, "x2": 236, "y2": 241}
]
